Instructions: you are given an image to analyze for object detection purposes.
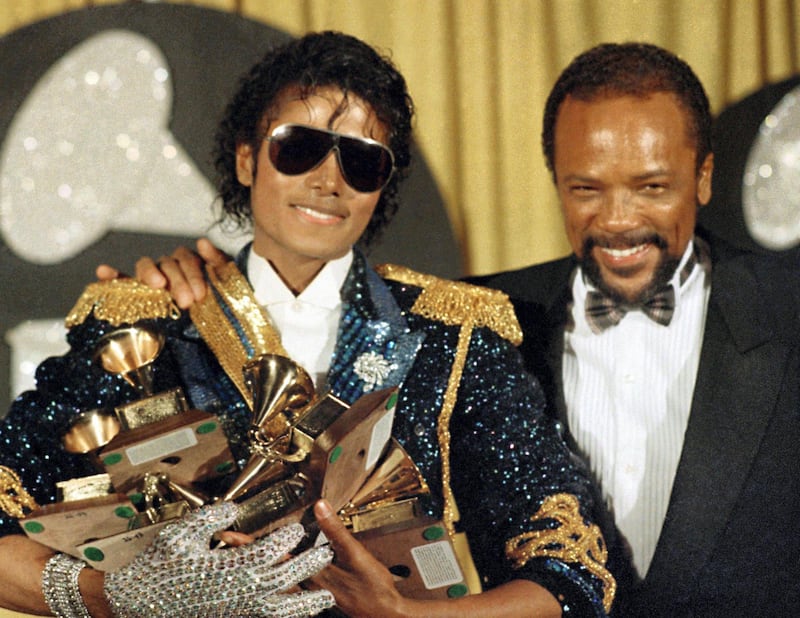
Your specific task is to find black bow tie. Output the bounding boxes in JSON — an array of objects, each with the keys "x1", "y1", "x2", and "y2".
[{"x1": 585, "y1": 286, "x2": 675, "y2": 334}]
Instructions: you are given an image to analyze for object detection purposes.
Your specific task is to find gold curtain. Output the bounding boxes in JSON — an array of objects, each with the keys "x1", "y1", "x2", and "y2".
[{"x1": 0, "y1": 0, "x2": 797, "y2": 276}]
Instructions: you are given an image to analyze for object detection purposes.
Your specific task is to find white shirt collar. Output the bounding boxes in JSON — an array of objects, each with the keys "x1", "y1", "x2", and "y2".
[{"x1": 247, "y1": 248, "x2": 353, "y2": 308}]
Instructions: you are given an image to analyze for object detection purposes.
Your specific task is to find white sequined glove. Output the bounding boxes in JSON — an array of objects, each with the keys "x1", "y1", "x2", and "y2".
[{"x1": 103, "y1": 501, "x2": 334, "y2": 617}]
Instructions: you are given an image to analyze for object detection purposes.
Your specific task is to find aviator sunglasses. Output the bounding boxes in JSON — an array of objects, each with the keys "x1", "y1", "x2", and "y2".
[{"x1": 266, "y1": 123, "x2": 396, "y2": 193}]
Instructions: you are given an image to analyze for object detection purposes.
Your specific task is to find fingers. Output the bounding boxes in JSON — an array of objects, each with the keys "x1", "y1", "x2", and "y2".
[
  {"x1": 262, "y1": 589, "x2": 336, "y2": 618},
  {"x1": 95, "y1": 264, "x2": 124, "y2": 281},
  {"x1": 135, "y1": 246, "x2": 206, "y2": 309},
  {"x1": 196, "y1": 237, "x2": 232, "y2": 268},
  {"x1": 157, "y1": 501, "x2": 240, "y2": 557},
  {"x1": 244, "y1": 523, "x2": 307, "y2": 567},
  {"x1": 134, "y1": 256, "x2": 168, "y2": 289},
  {"x1": 216, "y1": 529, "x2": 255, "y2": 547},
  {"x1": 253, "y1": 544, "x2": 334, "y2": 592},
  {"x1": 314, "y1": 499, "x2": 360, "y2": 562}
]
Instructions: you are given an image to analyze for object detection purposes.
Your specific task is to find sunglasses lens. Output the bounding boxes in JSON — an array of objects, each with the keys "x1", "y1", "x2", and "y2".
[
  {"x1": 268, "y1": 124, "x2": 395, "y2": 192},
  {"x1": 268, "y1": 125, "x2": 333, "y2": 175},
  {"x1": 339, "y1": 138, "x2": 395, "y2": 193}
]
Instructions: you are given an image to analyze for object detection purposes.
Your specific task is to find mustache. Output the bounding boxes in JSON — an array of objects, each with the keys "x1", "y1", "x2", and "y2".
[{"x1": 582, "y1": 232, "x2": 668, "y2": 254}]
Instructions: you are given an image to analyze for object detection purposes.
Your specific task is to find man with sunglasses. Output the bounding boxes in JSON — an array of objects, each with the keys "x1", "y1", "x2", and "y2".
[{"x1": 0, "y1": 32, "x2": 614, "y2": 616}]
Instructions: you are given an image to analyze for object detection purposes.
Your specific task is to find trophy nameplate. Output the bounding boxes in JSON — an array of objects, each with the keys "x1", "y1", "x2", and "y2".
[
  {"x1": 114, "y1": 387, "x2": 188, "y2": 430},
  {"x1": 99, "y1": 408, "x2": 236, "y2": 493},
  {"x1": 233, "y1": 476, "x2": 311, "y2": 536}
]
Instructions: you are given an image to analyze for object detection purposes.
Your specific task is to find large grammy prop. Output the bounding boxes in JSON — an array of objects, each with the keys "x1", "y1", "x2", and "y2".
[{"x1": 19, "y1": 324, "x2": 467, "y2": 598}]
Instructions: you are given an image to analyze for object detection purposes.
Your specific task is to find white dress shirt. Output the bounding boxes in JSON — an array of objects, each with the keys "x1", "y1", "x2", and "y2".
[
  {"x1": 563, "y1": 241, "x2": 710, "y2": 578},
  {"x1": 247, "y1": 249, "x2": 352, "y2": 389}
]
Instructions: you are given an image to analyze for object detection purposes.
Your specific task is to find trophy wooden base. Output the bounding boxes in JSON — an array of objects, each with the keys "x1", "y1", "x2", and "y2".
[
  {"x1": 355, "y1": 515, "x2": 469, "y2": 600},
  {"x1": 100, "y1": 408, "x2": 235, "y2": 493}
]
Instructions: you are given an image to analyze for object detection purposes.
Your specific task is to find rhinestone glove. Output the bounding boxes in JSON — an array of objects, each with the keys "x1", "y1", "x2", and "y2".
[{"x1": 103, "y1": 501, "x2": 334, "y2": 617}]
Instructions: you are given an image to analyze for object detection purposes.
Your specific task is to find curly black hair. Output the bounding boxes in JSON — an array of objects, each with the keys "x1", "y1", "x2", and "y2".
[
  {"x1": 542, "y1": 42, "x2": 712, "y2": 181},
  {"x1": 213, "y1": 31, "x2": 414, "y2": 248}
]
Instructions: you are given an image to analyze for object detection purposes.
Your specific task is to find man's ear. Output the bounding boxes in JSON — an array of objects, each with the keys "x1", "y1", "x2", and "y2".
[
  {"x1": 236, "y1": 142, "x2": 255, "y2": 186},
  {"x1": 697, "y1": 152, "x2": 714, "y2": 207}
]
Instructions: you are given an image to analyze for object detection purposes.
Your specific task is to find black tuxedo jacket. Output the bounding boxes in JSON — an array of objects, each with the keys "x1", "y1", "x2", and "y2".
[{"x1": 470, "y1": 235, "x2": 800, "y2": 616}]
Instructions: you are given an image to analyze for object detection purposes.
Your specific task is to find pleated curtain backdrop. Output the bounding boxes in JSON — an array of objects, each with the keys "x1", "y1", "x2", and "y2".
[{"x1": 0, "y1": 0, "x2": 797, "y2": 275}]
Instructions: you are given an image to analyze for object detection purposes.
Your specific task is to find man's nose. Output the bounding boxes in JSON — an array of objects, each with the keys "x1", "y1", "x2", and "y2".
[
  {"x1": 306, "y1": 149, "x2": 346, "y2": 194},
  {"x1": 596, "y1": 189, "x2": 637, "y2": 230}
]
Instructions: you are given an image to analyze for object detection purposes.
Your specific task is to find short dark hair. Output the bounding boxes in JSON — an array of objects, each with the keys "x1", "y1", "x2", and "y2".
[
  {"x1": 213, "y1": 31, "x2": 414, "y2": 248},
  {"x1": 542, "y1": 42, "x2": 712, "y2": 180}
]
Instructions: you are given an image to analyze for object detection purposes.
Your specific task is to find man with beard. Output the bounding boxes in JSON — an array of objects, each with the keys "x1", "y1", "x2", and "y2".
[{"x1": 471, "y1": 42, "x2": 800, "y2": 615}]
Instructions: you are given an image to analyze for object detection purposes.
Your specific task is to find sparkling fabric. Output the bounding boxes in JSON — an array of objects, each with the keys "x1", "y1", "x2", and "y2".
[
  {"x1": 104, "y1": 502, "x2": 334, "y2": 617},
  {"x1": 0, "y1": 250, "x2": 609, "y2": 615}
]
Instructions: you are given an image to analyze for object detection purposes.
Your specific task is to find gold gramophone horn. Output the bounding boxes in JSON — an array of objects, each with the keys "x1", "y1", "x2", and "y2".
[
  {"x1": 244, "y1": 354, "x2": 315, "y2": 441},
  {"x1": 221, "y1": 354, "x2": 315, "y2": 502},
  {"x1": 62, "y1": 408, "x2": 121, "y2": 455},
  {"x1": 92, "y1": 326, "x2": 164, "y2": 395}
]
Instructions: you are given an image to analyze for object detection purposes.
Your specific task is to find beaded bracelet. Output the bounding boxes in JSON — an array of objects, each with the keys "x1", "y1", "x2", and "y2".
[{"x1": 41, "y1": 553, "x2": 92, "y2": 618}]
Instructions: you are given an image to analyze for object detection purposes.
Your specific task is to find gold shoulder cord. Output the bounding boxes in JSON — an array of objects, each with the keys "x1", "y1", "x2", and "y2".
[
  {"x1": 65, "y1": 279, "x2": 181, "y2": 328},
  {"x1": 189, "y1": 262, "x2": 288, "y2": 409},
  {"x1": 506, "y1": 493, "x2": 616, "y2": 613},
  {"x1": 375, "y1": 264, "x2": 521, "y2": 537},
  {"x1": 0, "y1": 466, "x2": 38, "y2": 518}
]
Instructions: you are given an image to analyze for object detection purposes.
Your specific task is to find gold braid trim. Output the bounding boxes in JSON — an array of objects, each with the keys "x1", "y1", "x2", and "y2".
[
  {"x1": 436, "y1": 322, "x2": 473, "y2": 538},
  {"x1": 189, "y1": 262, "x2": 287, "y2": 408},
  {"x1": 0, "y1": 466, "x2": 38, "y2": 518},
  {"x1": 375, "y1": 264, "x2": 522, "y2": 346},
  {"x1": 65, "y1": 279, "x2": 180, "y2": 328},
  {"x1": 505, "y1": 493, "x2": 616, "y2": 613}
]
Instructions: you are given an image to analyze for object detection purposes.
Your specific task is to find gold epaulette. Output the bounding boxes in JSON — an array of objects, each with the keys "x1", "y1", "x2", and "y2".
[
  {"x1": 65, "y1": 279, "x2": 181, "y2": 328},
  {"x1": 375, "y1": 264, "x2": 522, "y2": 346}
]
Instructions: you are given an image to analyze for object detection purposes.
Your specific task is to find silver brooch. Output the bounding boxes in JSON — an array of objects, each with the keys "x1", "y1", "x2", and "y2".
[{"x1": 353, "y1": 351, "x2": 396, "y2": 392}]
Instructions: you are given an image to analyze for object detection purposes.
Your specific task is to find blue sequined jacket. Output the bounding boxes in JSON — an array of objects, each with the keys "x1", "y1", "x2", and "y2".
[{"x1": 0, "y1": 248, "x2": 614, "y2": 615}]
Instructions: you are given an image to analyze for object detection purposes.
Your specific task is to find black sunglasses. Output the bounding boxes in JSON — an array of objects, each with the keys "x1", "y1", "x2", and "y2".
[{"x1": 266, "y1": 123, "x2": 396, "y2": 193}]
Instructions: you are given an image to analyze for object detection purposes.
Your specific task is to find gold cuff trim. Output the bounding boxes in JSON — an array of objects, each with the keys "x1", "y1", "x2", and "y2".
[
  {"x1": 65, "y1": 280, "x2": 180, "y2": 328},
  {"x1": 375, "y1": 264, "x2": 522, "y2": 346},
  {"x1": 189, "y1": 262, "x2": 287, "y2": 407},
  {"x1": 505, "y1": 493, "x2": 616, "y2": 613},
  {"x1": 0, "y1": 466, "x2": 38, "y2": 518}
]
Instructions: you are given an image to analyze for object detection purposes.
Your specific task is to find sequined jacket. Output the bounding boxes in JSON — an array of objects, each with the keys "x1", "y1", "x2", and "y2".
[{"x1": 0, "y1": 248, "x2": 614, "y2": 615}]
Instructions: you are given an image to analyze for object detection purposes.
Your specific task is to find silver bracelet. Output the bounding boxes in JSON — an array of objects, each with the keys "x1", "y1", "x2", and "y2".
[{"x1": 41, "y1": 553, "x2": 93, "y2": 618}]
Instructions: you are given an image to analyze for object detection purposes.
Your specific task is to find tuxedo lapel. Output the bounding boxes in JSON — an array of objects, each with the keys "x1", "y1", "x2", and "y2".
[{"x1": 643, "y1": 255, "x2": 784, "y2": 598}]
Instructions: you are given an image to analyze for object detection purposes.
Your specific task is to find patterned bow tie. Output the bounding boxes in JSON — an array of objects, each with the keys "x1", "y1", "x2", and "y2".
[
  {"x1": 585, "y1": 286, "x2": 675, "y2": 334},
  {"x1": 583, "y1": 238, "x2": 706, "y2": 334}
]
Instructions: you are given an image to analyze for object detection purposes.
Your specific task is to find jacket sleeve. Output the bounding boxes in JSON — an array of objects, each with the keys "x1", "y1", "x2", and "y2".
[{"x1": 448, "y1": 324, "x2": 614, "y2": 615}]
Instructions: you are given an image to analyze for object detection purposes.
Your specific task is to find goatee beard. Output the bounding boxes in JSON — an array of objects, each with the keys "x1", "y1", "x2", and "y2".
[{"x1": 580, "y1": 235, "x2": 680, "y2": 306}]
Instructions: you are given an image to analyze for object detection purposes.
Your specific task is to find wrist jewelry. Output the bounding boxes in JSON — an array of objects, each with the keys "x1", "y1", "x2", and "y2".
[{"x1": 41, "y1": 553, "x2": 92, "y2": 618}]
